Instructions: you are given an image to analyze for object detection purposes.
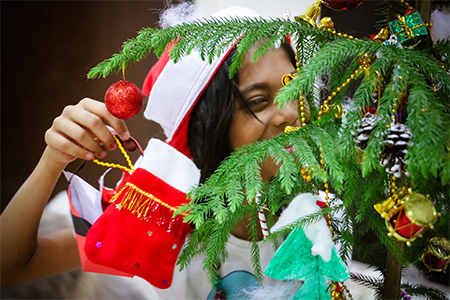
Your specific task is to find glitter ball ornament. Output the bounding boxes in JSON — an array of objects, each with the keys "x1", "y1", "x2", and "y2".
[
  {"x1": 322, "y1": 0, "x2": 363, "y2": 11},
  {"x1": 104, "y1": 80, "x2": 143, "y2": 119}
]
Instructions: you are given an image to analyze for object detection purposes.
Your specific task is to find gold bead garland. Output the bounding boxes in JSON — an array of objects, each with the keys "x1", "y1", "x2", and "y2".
[
  {"x1": 322, "y1": 27, "x2": 358, "y2": 41},
  {"x1": 318, "y1": 146, "x2": 353, "y2": 300},
  {"x1": 318, "y1": 54, "x2": 372, "y2": 121},
  {"x1": 398, "y1": 0, "x2": 415, "y2": 12},
  {"x1": 318, "y1": 65, "x2": 363, "y2": 120}
]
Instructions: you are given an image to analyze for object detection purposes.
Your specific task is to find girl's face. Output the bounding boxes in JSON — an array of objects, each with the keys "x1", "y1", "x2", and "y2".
[{"x1": 229, "y1": 45, "x2": 304, "y2": 181}]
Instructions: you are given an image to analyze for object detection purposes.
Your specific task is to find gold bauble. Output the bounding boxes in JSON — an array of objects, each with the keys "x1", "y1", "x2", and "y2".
[{"x1": 318, "y1": 17, "x2": 335, "y2": 29}]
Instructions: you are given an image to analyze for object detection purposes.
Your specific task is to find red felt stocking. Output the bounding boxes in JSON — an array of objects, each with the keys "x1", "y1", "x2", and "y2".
[{"x1": 85, "y1": 139, "x2": 199, "y2": 289}]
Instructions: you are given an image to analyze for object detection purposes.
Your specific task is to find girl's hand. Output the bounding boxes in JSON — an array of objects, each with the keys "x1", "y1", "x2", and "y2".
[{"x1": 44, "y1": 98, "x2": 130, "y2": 169}]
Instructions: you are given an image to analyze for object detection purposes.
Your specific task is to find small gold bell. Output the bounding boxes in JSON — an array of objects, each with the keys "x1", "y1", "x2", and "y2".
[
  {"x1": 281, "y1": 73, "x2": 294, "y2": 87},
  {"x1": 373, "y1": 27, "x2": 390, "y2": 42},
  {"x1": 374, "y1": 196, "x2": 397, "y2": 219},
  {"x1": 294, "y1": 0, "x2": 322, "y2": 27}
]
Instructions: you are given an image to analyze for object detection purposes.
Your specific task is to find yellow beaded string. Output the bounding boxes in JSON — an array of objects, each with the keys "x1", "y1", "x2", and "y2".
[
  {"x1": 320, "y1": 27, "x2": 358, "y2": 41},
  {"x1": 398, "y1": 0, "x2": 415, "y2": 12},
  {"x1": 91, "y1": 135, "x2": 134, "y2": 173},
  {"x1": 318, "y1": 146, "x2": 354, "y2": 300},
  {"x1": 318, "y1": 54, "x2": 372, "y2": 121}
]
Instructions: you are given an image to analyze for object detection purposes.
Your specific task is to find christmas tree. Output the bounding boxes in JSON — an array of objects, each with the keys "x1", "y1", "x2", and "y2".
[{"x1": 88, "y1": 0, "x2": 449, "y2": 299}]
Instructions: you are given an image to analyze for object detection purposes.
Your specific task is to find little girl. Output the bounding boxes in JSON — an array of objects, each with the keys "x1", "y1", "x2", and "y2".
[{"x1": 1, "y1": 6, "x2": 303, "y2": 299}]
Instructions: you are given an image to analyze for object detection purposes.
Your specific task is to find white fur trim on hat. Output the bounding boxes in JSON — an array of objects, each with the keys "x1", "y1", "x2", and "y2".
[
  {"x1": 139, "y1": 138, "x2": 200, "y2": 193},
  {"x1": 144, "y1": 7, "x2": 259, "y2": 142}
]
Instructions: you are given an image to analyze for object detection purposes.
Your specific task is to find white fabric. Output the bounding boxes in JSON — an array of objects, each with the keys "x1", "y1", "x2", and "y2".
[
  {"x1": 151, "y1": 234, "x2": 278, "y2": 299},
  {"x1": 143, "y1": 7, "x2": 259, "y2": 142},
  {"x1": 63, "y1": 171, "x2": 103, "y2": 225},
  {"x1": 140, "y1": 138, "x2": 200, "y2": 193}
]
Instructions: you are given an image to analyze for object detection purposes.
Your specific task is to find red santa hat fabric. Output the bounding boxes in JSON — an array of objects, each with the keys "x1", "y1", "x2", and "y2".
[{"x1": 142, "y1": 6, "x2": 260, "y2": 158}]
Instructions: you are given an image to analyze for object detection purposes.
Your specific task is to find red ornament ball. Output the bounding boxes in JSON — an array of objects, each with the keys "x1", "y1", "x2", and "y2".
[
  {"x1": 104, "y1": 80, "x2": 143, "y2": 119},
  {"x1": 322, "y1": 0, "x2": 363, "y2": 11}
]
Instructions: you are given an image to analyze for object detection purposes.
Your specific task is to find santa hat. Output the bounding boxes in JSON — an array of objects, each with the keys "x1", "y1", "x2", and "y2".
[
  {"x1": 84, "y1": 6, "x2": 259, "y2": 290},
  {"x1": 143, "y1": 6, "x2": 260, "y2": 158}
]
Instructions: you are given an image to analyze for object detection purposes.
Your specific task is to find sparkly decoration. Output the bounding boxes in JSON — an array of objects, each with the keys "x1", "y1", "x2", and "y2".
[
  {"x1": 374, "y1": 175, "x2": 401, "y2": 218},
  {"x1": 284, "y1": 126, "x2": 300, "y2": 133},
  {"x1": 321, "y1": 0, "x2": 363, "y2": 11},
  {"x1": 95, "y1": 241, "x2": 103, "y2": 248},
  {"x1": 380, "y1": 123, "x2": 412, "y2": 178},
  {"x1": 331, "y1": 281, "x2": 353, "y2": 300},
  {"x1": 421, "y1": 237, "x2": 450, "y2": 272},
  {"x1": 135, "y1": 262, "x2": 140, "y2": 268},
  {"x1": 105, "y1": 80, "x2": 143, "y2": 119},
  {"x1": 383, "y1": 35, "x2": 403, "y2": 48},
  {"x1": 318, "y1": 17, "x2": 334, "y2": 29},
  {"x1": 172, "y1": 244, "x2": 178, "y2": 250},
  {"x1": 162, "y1": 279, "x2": 168, "y2": 285},
  {"x1": 116, "y1": 203, "x2": 123, "y2": 210},
  {"x1": 388, "y1": 12, "x2": 431, "y2": 49},
  {"x1": 147, "y1": 231, "x2": 153, "y2": 237},
  {"x1": 433, "y1": 82, "x2": 442, "y2": 92},
  {"x1": 281, "y1": 73, "x2": 294, "y2": 86},
  {"x1": 301, "y1": 166, "x2": 312, "y2": 182},
  {"x1": 373, "y1": 26, "x2": 390, "y2": 42},
  {"x1": 214, "y1": 290, "x2": 226, "y2": 300},
  {"x1": 400, "y1": 289, "x2": 412, "y2": 300},
  {"x1": 385, "y1": 193, "x2": 439, "y2": 246}
]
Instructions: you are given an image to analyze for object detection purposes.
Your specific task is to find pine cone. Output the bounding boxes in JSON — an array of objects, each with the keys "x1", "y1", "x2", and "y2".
[
  {"x1": 355, "y1": 112, "x2": 377, "y2": 150},
  {"x1": 380, "y1": 123, "x2": 412, "y2": 178}
]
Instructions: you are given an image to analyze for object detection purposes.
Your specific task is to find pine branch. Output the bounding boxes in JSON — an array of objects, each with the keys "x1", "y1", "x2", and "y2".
[
  {"x1": 402, "y1": 282, "x2": 449, "y2": 300},
  {"x1": 87, "y1": 27, "x2": 155, "y2": 78}
]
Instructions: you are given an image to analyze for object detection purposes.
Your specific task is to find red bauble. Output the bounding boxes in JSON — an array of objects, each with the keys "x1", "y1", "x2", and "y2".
[
  {"x1": 322, "y1": 0, "x2": 363, "y2": 11},
  {"x1": 105, "y1": 80, "x2": 143, "y2": 119}
]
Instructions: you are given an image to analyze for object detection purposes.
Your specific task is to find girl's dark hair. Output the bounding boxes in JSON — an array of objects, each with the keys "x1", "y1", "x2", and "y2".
[{"x1": 188, "y1": 42, "x2": 296, "y2": 183}]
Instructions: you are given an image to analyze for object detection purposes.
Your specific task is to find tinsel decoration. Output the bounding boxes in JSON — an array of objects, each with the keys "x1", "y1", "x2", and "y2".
[{"x1": 380, "y1": 123, "x2": 412, "y2": 178}]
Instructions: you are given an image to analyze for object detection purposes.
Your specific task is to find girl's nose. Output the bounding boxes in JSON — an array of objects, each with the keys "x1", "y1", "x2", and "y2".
[{"x1": 270, "y1": 101, "x2": 301, "y2": 129}]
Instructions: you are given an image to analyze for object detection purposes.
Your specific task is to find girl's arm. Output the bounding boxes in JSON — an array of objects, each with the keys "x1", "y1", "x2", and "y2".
[{"x1": 0, "y1": 98, "x2": 130, "y2": 287}]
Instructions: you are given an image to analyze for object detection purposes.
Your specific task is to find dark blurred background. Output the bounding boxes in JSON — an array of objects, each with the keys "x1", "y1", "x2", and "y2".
[{"x1": 1, "y1": 1, "x2": 173, "y2": 212}]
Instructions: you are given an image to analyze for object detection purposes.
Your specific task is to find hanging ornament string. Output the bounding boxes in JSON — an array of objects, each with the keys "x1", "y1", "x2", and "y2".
[
  {"x1": 91, "y1": 135, "x2": 135, "y2": 173},
  {"x1": 122, "y1": 61, "x2": 126, "y2": 81}
]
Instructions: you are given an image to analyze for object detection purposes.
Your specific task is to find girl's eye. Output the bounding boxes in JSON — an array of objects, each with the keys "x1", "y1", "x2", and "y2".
[{"x1": 246, "y1": 98, "x2": 268, "y2": 112}]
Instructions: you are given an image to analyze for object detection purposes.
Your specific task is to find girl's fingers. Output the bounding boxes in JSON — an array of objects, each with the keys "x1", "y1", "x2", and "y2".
[
  {"x1": 78, "y1": 98, "x2": 130, "y2": 142},
  {"x1": 44, "y1": 127, "x2": 94, "y2": 164},
  {"x1": 46, "y1": 98, "x2": 132, "y2": 164},
  {"x1": 51, "y1": 115, "x2": 107, "y2": 158}
]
